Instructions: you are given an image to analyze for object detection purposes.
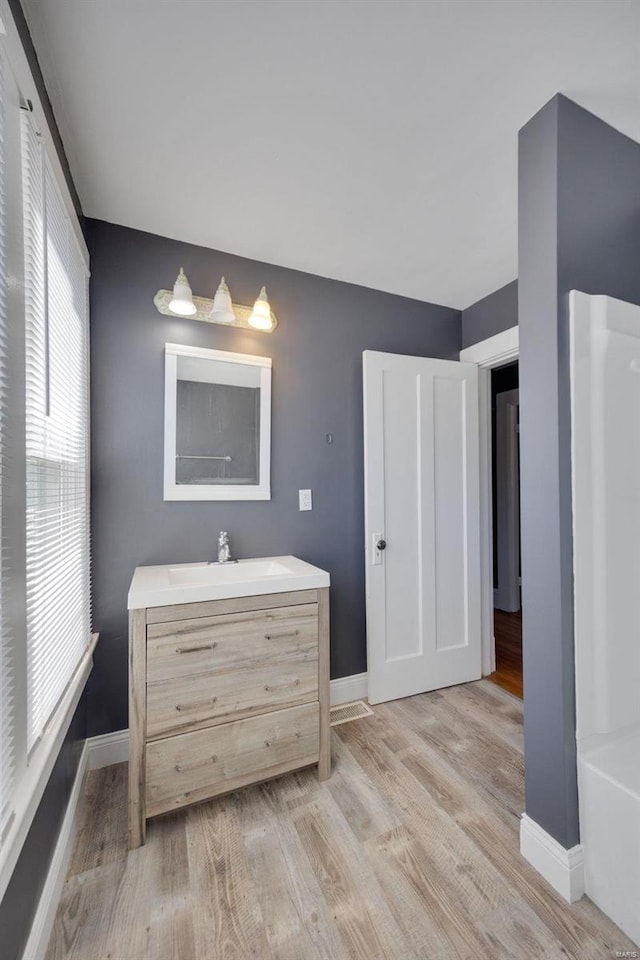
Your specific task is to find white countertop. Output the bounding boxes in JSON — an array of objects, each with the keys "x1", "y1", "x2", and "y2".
[{"x1": 128, "y1": 555, "x2": 330, "y2": 609}]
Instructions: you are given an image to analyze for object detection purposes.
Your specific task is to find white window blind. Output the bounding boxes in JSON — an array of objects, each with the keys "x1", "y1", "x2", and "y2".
[
  {"x1": 0, "y1": 22, "x2": 91, "y2": 896},
  {"x1": 23, "y1": 112, "x2": 90, "y2": 750},
  {"x1": 0, "y1": 49, "x2": 13, "y2": 829}
]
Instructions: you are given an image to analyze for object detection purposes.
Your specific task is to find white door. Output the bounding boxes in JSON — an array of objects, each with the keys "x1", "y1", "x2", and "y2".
[{"x1": 363, "y1": 350, "x2": 482, "y2": 704}]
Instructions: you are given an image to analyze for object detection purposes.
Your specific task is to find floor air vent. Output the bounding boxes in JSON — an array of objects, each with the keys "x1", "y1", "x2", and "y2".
[{"x1": 329, "y1": 700, "x2": 374, "y2": 726}]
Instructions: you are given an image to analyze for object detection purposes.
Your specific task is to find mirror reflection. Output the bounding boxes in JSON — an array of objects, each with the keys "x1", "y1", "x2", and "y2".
[{"x1": 175, "y1": 355, "x2": 261, "y2": 486}]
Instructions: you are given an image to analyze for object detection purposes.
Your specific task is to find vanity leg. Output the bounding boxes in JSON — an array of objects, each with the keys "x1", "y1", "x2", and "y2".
[
  {"x1": 129, "y1": 608, "x2": 147, "y2": 849},
  {"x1": 317, "y1": 587, "x2": 331, "y2": 781}
]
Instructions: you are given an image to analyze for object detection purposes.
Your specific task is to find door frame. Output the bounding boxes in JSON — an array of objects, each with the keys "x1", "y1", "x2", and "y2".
[{"x1": 460, "y1": 326, "x2": 519, "y2": 675}]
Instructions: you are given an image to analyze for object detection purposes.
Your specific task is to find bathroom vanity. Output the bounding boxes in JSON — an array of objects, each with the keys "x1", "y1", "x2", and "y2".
[{"x1": 127, "y1": 556, "x2": 330, "y2": 848}]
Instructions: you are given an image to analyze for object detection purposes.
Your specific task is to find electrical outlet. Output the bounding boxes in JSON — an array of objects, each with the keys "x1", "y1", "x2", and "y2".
[{"x1": 298, "y1": 489, "x2": 312, "y2": 511}]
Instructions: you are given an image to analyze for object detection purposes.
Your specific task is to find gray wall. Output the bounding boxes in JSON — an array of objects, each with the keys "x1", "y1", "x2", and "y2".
[
  {"x1": 461, "y1": 280, "x2": 518, "y2": 348},
  {"x1": 87, "y1": 219, "x2": 461, "y2": 736},
  {"x1": 518, "y1": 94, "x2": 640, "y2": 849}
]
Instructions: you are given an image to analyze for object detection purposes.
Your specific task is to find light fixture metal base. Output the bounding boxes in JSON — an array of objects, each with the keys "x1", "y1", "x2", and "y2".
[{"x1": 154, "y1": 290, "x2": 278, "y2": 331}]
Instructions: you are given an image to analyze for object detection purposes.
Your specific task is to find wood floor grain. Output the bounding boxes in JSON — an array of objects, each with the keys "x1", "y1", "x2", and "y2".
[
  {"x1": 46, "y1": 680, "x2": 636, "y2": 960},
  {"x1": 488, "y1": 609, "x2": 523, "y2": 698}
]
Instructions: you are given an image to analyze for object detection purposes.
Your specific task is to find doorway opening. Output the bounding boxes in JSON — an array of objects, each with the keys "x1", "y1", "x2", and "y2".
[{"x1": 487, "y1": 361, "x2": 523, "y2": 698}]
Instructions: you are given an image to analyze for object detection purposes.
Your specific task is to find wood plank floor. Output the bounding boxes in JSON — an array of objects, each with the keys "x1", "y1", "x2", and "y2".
[
  {"x1": 488, "y1": 609, "x2": 523, "y2": 698},
  {"x1": 46, "y1": 680, "x2": 636, "y2": 960}
]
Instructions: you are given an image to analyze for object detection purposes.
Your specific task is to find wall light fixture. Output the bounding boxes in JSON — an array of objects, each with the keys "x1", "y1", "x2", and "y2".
[
  {"x1": 210, "y1": 277, "x2": 235, "y2": 324},
  {"x1": 168, "y1": 267, "x2": 197, "y2": 316},
  {"x1": 248, "y1": 287, "x2": 273, "y2": 331},
  {"x1": 154, "y1": 271, "x2": 278, "y2": 332}
]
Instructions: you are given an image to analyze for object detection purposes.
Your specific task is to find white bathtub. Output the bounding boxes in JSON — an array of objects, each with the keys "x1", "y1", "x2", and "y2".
[
  {"x1": 578, "y1": 730, "x2": 640, "y2": 943},
  {"x1": 571, "y1": 291, "x2": 640, "y2": 945}
]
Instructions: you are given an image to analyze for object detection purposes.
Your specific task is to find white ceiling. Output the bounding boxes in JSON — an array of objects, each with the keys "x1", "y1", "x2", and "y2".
[{"x1": 23, "y1": 0, "x2": 640, "y2": 309}]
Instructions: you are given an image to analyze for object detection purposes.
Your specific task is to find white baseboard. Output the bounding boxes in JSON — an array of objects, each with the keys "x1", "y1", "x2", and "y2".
[
  {"x1": 330, "y1": 672, "x2": 368, "y2": 706},
  {"x1": 520, "y1": 813, "x2": 585, "y2": 903},
  {"x1": 21, "y1": 741, "x2": 90, "y2": 960},
  {"x1": 87, "y1": 728, "x2": 129, "y2": 769},
  {"x1": 82, "y1": 671, "x2": 369, "y2": 772}
]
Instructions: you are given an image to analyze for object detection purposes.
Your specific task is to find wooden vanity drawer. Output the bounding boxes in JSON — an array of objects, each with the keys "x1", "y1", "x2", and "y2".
[
  {"x1": 146, "y1": 654, "x2": 318, "y2": 739},
  {"x1": 145, "y1": 701, "x2": 320, "y2": 817},
  {"x1": 146, "y1": 603, "x2": 318, "y2": 683}
]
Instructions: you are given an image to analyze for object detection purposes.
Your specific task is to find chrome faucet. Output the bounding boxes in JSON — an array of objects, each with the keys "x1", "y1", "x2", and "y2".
[{"x1": 217, "y1": 531, "x2": 232, "y2": 564}]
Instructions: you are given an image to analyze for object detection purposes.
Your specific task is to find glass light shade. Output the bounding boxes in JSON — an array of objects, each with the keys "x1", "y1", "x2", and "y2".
[
  {"x1": 168, "y1": 267, "x2": 197, "y2": 316},
  {"x1": 210, "y1": 277, "x2": 235, "y2": 324},
  {"x1": 248, "y1": 286, "x2": 273, "y2": 331}
]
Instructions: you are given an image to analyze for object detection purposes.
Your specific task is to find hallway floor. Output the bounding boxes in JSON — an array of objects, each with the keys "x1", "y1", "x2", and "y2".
[
  {"x1": 488, "y1": 609, "x2": 523, "y2": 698},
  {"x1": 45, "y1": 680, "x2": 634, "y2": 959}
]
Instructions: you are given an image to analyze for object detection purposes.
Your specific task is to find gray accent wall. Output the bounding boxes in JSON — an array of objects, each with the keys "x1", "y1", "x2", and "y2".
[
  {"x1": 87, "y1": 219, "x2": 461, "y2": 737},
  {"x1": 518, "y1": 94, "x2": 640, "y2": 849},
  {"x1": 461, "y1": 280, "x2": 518, "y2": 348}
]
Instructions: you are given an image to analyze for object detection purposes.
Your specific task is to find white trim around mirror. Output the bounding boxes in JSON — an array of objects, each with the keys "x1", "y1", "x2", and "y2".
[{"x1": 163, "y1": 343, "x2": 272, "y2": 501}]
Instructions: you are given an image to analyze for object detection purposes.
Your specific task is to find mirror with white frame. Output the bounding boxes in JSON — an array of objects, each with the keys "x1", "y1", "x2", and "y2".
[{"x1": 164, "y1": 343, "x2": 271, "y2": 500}]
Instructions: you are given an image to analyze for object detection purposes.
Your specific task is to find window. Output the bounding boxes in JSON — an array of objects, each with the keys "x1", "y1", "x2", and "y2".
[
  {"x1": 0, "y1": 45, "x2": 12, "y2": 835},
  {"x1": 0, "y1": 32, "x2": 91, "y2": 895},
  {"x1": 0, "y1": 40, "x2": 27, "y2": 854},
  {"x1": 23, "y1": 116, "x2": 90, "y2": 749}
]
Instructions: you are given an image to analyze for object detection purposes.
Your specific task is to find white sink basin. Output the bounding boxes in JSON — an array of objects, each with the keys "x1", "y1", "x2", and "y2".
[
  {"x1": 168, "y1": 559, "x2": 291, "y2": 586},
  {"x1": 128, "y1": 555, "x2": 330, "y2": 609}
]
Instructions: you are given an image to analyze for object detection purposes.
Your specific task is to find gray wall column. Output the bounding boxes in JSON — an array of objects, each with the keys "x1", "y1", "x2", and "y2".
[{"x1": 518, "y1": 94, "x2": 640, "y2": 849}]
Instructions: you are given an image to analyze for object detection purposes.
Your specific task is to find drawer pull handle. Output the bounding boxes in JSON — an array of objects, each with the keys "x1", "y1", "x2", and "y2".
[
  {"x1": 264, "y1": 679, "x2": 300, "y2": 693},
  {"x1": 175, "y1": 642, "x2": 217, "y2": 654},
  {"x1": 264, "y1": 630, "x2": 299, "y2": 640},
  {"x1": 175, "y1": 696, "x2": 217, "y2": 712},
  {"x1": 175, "y1": 754, "x2": 217, "y2": 773}
]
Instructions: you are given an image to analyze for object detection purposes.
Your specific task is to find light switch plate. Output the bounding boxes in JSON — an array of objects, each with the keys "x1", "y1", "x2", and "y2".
[{"x1": 299, "y1": 489, "x2": 312, "y2": 511}]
